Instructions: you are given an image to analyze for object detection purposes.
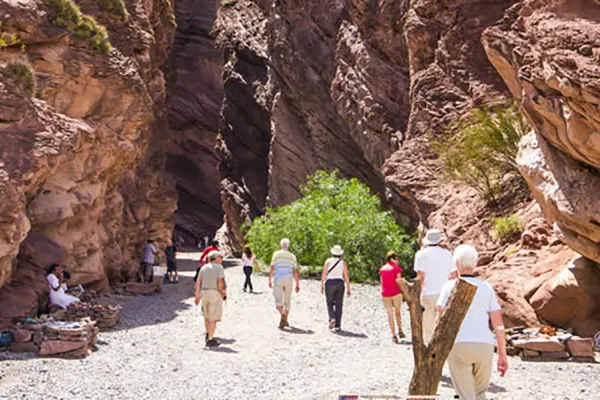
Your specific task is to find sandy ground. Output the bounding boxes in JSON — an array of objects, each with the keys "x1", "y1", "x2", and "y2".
[{"x1": 1, "y1": 253, "x2": 598, "y2": 400}]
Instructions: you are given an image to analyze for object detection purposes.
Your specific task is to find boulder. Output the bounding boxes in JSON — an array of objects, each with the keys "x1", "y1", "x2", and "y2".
[
  {"x1": 8, "y1": 341, "x2": 39, "y2": 354},
  {"x1": 522, "y1": 349, "x2": 540, "y2": 358},
  {"x1": 566, "y1": 337, "x2": 595, "y2": 358},
  {"x1": 39, "y1": 340, "x2": 87, "y2": 356},
  {"x1": 540, "y1": 351, "x2": 570, "y2": 360},
  {"x1": 512, "y1": 338, "x2": 565, "y2": 353},
  {"x1": 529, "y1": 257, "x2": 600, "y2": 337}
]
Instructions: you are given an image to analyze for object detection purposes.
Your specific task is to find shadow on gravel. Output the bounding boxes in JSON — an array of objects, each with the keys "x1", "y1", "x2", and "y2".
[
  {"x1": 282, "y1": 327, "x2": 314, "y2": 334},
  {"x1": 440, "y1": 375, "x2": 507, "y2": 393},
  {"x1": 108, "y1": 259, "x2": 198, "y2": 332},
  {"x1": 205, "y1": 346, "x2": 238, "y2": 354},
  {"x1": 333, "y1": 330, "x2": 368, "y2": 339},
  {"x1": 214, "y1": 338, "x2": 236, "y2": 344}
]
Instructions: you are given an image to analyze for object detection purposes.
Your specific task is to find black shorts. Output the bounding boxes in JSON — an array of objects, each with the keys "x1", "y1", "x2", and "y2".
[{"x1": 167, "y1": 260, "x2": 177, "y2": 272}]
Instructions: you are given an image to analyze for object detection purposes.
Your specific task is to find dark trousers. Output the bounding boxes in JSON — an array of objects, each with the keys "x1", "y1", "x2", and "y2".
[
  {"x1": 243, "y1": 266, "x2": 253, "y2": 292},
  {"x1": 325, "y1": 279, "x2": 345, "y2": 328}
]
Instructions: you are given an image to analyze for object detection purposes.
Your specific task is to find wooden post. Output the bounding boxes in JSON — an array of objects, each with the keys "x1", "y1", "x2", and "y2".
[{"x1": 397, "y1": 277, "x2": 477, "y2": 397}]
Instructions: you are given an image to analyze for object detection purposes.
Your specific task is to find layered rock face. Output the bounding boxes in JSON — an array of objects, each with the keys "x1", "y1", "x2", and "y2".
[
  {"x1": 166, "y1": 0, "x2": 224, "y2": 244},
  {"x1": 0, "y1": 0, "x2": 177, "y2": 325},
  {"x1": 482, "y1": 0, "x2": 600, "y2": 335},
  {"x1": 211, "y1": 0, "x2": 517, "y2": 250}
]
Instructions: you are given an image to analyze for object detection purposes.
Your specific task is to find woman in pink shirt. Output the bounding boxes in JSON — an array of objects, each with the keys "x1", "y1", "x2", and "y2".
[{"x1": 380, "y1": 251, "x2": 405, "y2": 343}]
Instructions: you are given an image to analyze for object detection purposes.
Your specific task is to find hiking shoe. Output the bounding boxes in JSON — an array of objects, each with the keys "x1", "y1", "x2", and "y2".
[
  {"x1": 243, "y1": 287, "x2": 247, "y2": 293},
  {"x1": 328, "y1": 320, "x2": 335, "y2": 330},
  {"x1": 206, "y1": 339, "x2": 220, "y2": 348},
  {"x1": 392, "y1": 336, "x2": 399, "y2": 344},
  {"x1": 283, "y1": 315, "x2": 290, "y2": 327},
  {"x1": 279, "y1": 315, "x2": 286, "y2": 329},
  {"x1": 174, "y1": 277, "x2": 179, "y2": 283},
  {"x1": 398, "y1": 330, "x2": 406, "y2": 339},
  {"x1": 334, "y1": 327, "x2": 341, "y2": 332}
]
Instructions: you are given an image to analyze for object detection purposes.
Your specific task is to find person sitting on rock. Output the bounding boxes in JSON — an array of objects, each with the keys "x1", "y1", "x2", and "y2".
[
  {"x1": 436, "y1": 244, "x2": 508, "y2": 400},
  {"x1": 46, "y1": 264, "x2": 80, "y2": 309},
  {"x1": 195, "y1": 250, "x2": 227, "y2": 348}
]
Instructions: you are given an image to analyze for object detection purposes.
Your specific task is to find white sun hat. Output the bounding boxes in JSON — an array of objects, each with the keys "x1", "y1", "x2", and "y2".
[
  {"x1": 330, "y1": 245, "x2": 344, "y2": 256},
  {"x1": 422, "y1": 229, "x2": 444, "y2": 246}
]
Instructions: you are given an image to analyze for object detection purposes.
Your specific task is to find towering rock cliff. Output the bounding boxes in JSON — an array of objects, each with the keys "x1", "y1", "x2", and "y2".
[{"x1": 0, "y1": 0, "x2": 177, "y2": 326}]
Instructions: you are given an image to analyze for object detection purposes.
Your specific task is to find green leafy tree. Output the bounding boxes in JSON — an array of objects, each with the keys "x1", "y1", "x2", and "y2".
[
  {"x1": 246, "y1": 170, "x2": 417, "y2": 282},
  {"x1": 433, "y1": 104, "x2": 529, "y2": 203}
]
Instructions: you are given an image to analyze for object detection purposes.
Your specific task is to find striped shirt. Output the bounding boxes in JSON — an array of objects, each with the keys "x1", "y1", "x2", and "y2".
[{"x1": 270, "y1": 249, "x2": 298, "y2": 282}]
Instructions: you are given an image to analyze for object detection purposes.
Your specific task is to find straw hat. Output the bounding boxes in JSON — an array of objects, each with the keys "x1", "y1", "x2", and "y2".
[
  {"x1": 330, "y1": 245, "x2": 344, "y2": 256},
  {"x1": 422, "y1": 229, "x2": 444, "y2": 246}
]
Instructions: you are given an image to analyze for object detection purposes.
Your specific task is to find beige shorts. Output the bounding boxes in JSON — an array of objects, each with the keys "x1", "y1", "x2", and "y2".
[
  {"x1": 201, "y1": 290, "x2": 223, "y2": 322},
  {"x1": 273, "y1": 275, "x2": 294, "y2": 311},
  {"x1": 383, "y1": 293, "x2": 403, "y2": 309}
]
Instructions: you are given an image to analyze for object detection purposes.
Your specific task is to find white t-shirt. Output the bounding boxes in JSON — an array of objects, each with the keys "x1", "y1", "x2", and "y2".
[
  {"x1": 437, "y1": 277, "x2": 501, "y2": 345},
  {"x1": 414, "y1": 246, "x2": 456, "y2": 296},
  {"x1": 143, "y1": 243, "x2": 156, "y2": 263},
  {"x1": 324, "y1": 257, "x2": 344, "y2": 280},
  {"x1": 242, "y1": 253, "x2": 255, "y2": 267}
]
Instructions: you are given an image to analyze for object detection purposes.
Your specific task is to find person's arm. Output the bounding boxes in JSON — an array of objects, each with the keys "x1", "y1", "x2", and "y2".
[
  {"x1": 218, "y1": 277, "x2": 226, "y2": 300},
  {"x1": 491, "y1": 310, "x2": 508, "y2": 376},
  {"x1": 417, "y1": 271, "x2": 426, "y2": 282},
  {"x1": 320, "y1": 261, "x2": 328, "y2": 295},
  {"x1": 343, "y1": 262, "x2": 351, "y2": 296},
  {"x1": 294, "y1": 268, "x2": 300, "y2": 293},
  {"x1": 194, "y1": 275, "x2": 202, "y2": 305},
  {"x1": 269, "y1": 265, "x2": 274, "y2": 288}
]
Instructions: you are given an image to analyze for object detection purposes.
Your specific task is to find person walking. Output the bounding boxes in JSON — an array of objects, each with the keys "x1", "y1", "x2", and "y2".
[
  {"x1": 414, "y1": 229, "x2": 457, "y2": 344},
  {"x1": 320, "y1": 245, "x2": 351, "y2": 331},
  {"x1": 165, "y1": 240, "x2": 178, "y2": 283},
  {"x1": 268, "y1": 238, "x2": 300, "y2": 329},
  {"x1": 437, "y1": 244, "x2": 508, "y2": 400},
  {"x1": 380, "y1": 251, "x2": 405, "y2": 343},
  {"x1": 141, "y1": 239, "x2": 157, "y2": 283},
  {"x1": 242, "y1": 246, "x2": 257, "y2": 293},
  {"x1": 194, "y1": 240, "x2": 219, "y2": 282},
  {"x1": 195, "y1": 250, "x2": 227, "y2": 348}
]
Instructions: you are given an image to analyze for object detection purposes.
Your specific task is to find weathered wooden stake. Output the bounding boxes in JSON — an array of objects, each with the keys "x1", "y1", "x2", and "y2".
[{"x1": 397, "y1": 277, "x2": 477, "y2": 397}]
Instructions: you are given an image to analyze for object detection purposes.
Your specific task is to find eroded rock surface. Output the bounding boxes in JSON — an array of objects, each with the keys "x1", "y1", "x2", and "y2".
[
  {"x1": 483, "y1": 0, "x2": 600, "y2": 264},
  {"x1": 0, "y1": 0, "x2": 177, "y2": 325}
]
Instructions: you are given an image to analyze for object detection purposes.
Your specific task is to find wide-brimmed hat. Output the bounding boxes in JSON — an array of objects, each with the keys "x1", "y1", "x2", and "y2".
[
  {"x1": 423, "y1": 229, "x2": 444, "y2": 246},
  {"x1": 330, "y1": 245, "x2": 344, "y2": 256}
]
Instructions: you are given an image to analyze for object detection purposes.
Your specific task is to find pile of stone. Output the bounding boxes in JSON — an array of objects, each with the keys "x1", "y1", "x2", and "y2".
[
  {"x1": 2, "y1": 317, "x2": 98, "y2": 359},
  {"x1": 506, "y1": 326, "x2": 597, "y2": 361},
  {"x1": 59, "y1": 302, "x2": 121, "y2": 330}
]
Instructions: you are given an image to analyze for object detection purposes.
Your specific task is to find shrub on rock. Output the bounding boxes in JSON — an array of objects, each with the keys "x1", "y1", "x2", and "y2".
[{"x1": 246, "y1": 170, "x2": 416, "y2": 282}]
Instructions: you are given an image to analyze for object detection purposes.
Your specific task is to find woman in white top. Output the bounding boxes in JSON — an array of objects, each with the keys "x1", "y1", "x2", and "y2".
[
  {"x1": 320, "y1": 245, "x2": 351, "y2": 331},
  {"x1": 46, "y1": 264, "x2": 79, "y2": 309},
  {"x1": 436, "y1": 245, "x2": 508, "y2": 400},
  {"x1": 242, "y1": 246, "x2": 257, "y2": 293}
]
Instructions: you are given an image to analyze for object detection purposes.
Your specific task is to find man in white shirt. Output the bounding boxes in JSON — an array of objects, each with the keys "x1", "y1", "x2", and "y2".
[
  {"x1": 436, "y1": 244, "x2": 508, "y2": 400},
  {"x1": 414, "y1": 229, "x2": 457, "y2": 344},
  {"x1": 142, "y1": 239, "x2": 157, "y2": 283}
]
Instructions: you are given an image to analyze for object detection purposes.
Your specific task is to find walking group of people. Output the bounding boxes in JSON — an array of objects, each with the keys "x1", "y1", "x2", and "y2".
[{"x1": 193, "y1": 229, "x2": 508, "y2": 399}]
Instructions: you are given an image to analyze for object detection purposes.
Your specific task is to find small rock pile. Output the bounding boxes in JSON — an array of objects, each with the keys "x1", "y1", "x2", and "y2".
[
  {"x1": 506, "y1": 325, "x2": 597, "y2": 361},
  {"x1": 2, "y1": 318, "x2": 98, "y2": 359},
  {"x1": 60, "y1": 302, "x2": 121, "y2": 330}
]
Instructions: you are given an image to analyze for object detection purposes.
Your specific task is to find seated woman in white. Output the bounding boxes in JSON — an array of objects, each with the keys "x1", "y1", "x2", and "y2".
[{"x1": 46, "y1": 264, "x2": 79, "y2": 309}]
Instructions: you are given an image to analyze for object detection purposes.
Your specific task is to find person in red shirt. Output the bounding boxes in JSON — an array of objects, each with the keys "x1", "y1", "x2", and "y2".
[
  {"x1": 194, "y1": 241, "x2": 219, "y2": 282},
  {"x1": 380, "y1": 250, "x2": 405, "y2": 343}
]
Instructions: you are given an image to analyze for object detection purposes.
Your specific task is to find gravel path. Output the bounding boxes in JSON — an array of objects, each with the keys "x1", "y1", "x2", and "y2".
[{"x1": 1, "y1": 253, "x2": 599, "y2": 400}]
